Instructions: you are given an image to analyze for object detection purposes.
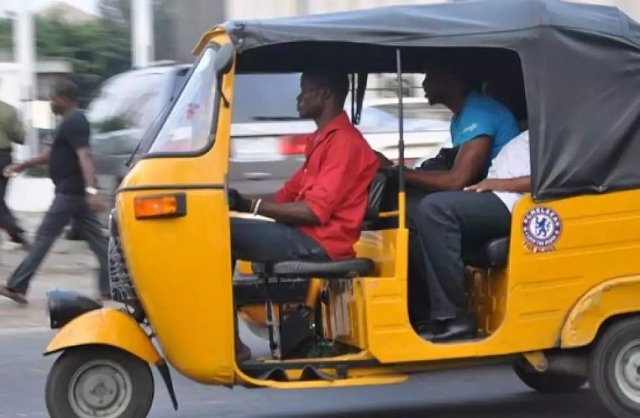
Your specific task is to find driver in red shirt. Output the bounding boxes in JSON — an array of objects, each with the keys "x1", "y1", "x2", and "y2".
[
  {"x1": 229, "y1": 71, "x2": 379, "y2": 262},
  {"x1": 228, "y1": 71, "x2": 379, "y2": 359}
]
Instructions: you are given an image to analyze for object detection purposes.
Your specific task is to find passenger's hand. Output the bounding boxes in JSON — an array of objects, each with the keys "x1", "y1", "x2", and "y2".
[
  {"x1": 228, "y1": 189, "x2": 253, "y2": 212},
  {"x1": 86, "y1": 194, "x2": 106, "y2": 213},
  {"x1": 464, "y1": 179, "x2": 503, "y2": 193},
  {"x1": 375, "y1": 151, "x2": 394, "y2": 169},
  {"x1": 3, "y1": 164, "x2": 22, "y2": 178}
]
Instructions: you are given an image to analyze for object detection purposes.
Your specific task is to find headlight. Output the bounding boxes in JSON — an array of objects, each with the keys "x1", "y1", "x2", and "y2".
[{"x1": 47, "y1": 289, "x2": 102, "y2": 329}]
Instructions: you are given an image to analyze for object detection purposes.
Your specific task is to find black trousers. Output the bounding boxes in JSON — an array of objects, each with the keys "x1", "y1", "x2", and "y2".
[
  {"x1": 6, "y1": 194, "x2": 109, "y2": 296},
  {"x1": 0, "y1": 152, "x2": 23, "y2": 238},
  {"x1": 413, "y1": 191, "x2": 511, "y2": 320}
]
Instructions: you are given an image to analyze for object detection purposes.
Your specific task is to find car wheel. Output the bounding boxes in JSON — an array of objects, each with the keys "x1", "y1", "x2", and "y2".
[
  {"x1": 45, "y1": 346, "x2": 154, "y2": 418},
  {"x1": 513, "y1": 361, "x2": 587, "y2": 394},
  {"x1": 589, "y1": 317, "x2": 640, "y2": 418}
]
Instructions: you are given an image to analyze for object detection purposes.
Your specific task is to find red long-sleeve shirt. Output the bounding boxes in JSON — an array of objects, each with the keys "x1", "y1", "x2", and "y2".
[{"x1": 276, "y1": 112, "x2": 379, "y2": 260}]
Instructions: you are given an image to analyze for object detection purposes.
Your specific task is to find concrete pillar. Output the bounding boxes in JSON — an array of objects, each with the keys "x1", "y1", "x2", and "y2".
[
  {"x1": 13, "y1": 0, "x2": 37, "y2": 158},
  {"x1": 132, "y1": 0, "x2": 154, "y2": 68}
]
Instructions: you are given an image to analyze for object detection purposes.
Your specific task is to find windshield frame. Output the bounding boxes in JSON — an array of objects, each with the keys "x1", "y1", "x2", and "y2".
[{"x1": 139, "y1": 43, "x2": 222, "y2": 160}]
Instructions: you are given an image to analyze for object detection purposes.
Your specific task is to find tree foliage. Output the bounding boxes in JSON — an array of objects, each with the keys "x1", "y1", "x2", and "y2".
[{"x1": 0, "y1": 0, "x2": 175, "y2": 105}]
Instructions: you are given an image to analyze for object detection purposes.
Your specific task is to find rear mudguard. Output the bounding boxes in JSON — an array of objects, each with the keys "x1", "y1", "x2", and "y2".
[{"x1": 561, "y1": 277, "x2": 640, "y2": 348}]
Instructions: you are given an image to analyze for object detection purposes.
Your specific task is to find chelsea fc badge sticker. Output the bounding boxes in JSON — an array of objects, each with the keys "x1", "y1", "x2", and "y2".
[{"x1": 523, "y1": 207, "x2": 562, "y2": 252}]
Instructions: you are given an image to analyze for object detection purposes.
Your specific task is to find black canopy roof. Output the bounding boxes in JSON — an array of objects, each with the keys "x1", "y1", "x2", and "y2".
[{"x1": 221, "y1": 0, "x2": 640, "y2": 201}]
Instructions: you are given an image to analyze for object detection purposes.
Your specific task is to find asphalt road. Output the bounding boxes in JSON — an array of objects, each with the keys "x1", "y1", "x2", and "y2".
[{"x1": 0, "y1": 329, "x2": 607, "y2": 418}]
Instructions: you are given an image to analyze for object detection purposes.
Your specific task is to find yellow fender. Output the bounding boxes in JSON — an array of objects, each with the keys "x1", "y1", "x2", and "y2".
[
  {"x1": 44, "y1": 308, "x2": 161, "y2": 365},
  {"x1": 561, "y1": 276, "x2": 640, "y2": 348}
]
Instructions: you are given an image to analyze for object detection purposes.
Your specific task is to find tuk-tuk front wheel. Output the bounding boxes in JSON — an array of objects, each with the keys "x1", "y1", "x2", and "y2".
[
  {"x1": 45, "y1": 346, "x2": 154, "y2": 418},
  {"x1": 590, "y1": 317, "x2": 640, "y2": 418},
  {"x1": 512, "y1": 362, "x2": 587, "y2": 394}
]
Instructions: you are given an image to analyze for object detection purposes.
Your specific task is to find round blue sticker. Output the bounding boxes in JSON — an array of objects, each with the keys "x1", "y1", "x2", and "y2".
[{"x1": 522, "y1": 207, "x2": 562, "y2": 252}]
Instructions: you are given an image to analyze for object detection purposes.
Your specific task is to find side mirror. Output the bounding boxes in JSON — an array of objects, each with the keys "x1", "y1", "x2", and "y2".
[{"x1": 215, "y1": 43, "x2": 234, "y2": 77}]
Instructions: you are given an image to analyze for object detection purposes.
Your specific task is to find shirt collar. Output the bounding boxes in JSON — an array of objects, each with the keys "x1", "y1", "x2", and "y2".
[{"x1": 307, "y1": 111, "x2": 351, "y2": 151}]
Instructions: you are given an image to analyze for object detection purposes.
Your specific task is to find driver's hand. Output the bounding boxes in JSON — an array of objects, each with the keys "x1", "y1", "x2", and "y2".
[{"x1": 228, "y1": 189, "x2": 253, "y2": 213}]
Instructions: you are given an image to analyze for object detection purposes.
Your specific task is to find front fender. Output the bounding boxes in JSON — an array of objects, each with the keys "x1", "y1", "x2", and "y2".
[
  {"x1": 44, "y1": 308, "x2": 161, "y2": 365},
  {"x1": 561, "y1": 276, "x2": 640, "y2": 348}
]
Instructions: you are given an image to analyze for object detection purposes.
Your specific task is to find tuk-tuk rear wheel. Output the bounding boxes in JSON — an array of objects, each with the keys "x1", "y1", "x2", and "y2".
[
  {"x1": 512, "y1": 362, "x2": 587, "y2": 394},
  {"x1": 589, "y1": 317, "x2": 640, "y2": 418},
  {"x1": 45, "y1": 346, "x2": 154, "y2": 418}
]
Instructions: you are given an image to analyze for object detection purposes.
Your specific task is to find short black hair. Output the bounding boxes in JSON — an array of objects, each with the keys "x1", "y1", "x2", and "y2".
[
  {"x1": 304, "y1": 71, "x2": 350, "y2": 108},
  {"x1": 52, "y1": 78, "x2": 80, "y2": 102},
  {"x1": 424, "y1": 53, "x2": 482, "y2": 91}
]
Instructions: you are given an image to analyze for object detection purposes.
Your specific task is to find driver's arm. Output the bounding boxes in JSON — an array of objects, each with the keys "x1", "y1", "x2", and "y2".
[{"x1": 403, "y1": 135, "x2": 492, "y2": 191}]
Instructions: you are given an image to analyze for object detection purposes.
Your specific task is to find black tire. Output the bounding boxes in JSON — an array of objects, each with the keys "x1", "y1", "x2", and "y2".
[
  {"x1": 45, "y1": 346, "x2": 154, "y2": 418},
  {"x1": 513, "y1": 361, "x2": 587, "y2": 394},
  {"x1": 589, "y1": 317, "x2": 640, "y2": 418}
]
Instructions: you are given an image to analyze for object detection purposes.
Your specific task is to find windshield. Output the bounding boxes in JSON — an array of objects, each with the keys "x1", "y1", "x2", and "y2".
[
  {"x1": 148, "y1": 48, "x2": 217, "y2": 154},
  {"x1": 87, "y1": 71, "x2": 167, "y2": 136}
]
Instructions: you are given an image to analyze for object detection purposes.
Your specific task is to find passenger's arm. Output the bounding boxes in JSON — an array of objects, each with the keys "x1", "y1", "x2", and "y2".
[
  {"x1": 402, "y1": 135, "x2": 492, "y2": 191},
  {"x1": 464, "y1": 176, "x2": 531, "y2": 193}
]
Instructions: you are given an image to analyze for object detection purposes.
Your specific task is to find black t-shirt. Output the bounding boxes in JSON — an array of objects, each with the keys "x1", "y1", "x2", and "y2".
[{"x1": 49, "y1": 111, "x2": 90, "y2": 195}]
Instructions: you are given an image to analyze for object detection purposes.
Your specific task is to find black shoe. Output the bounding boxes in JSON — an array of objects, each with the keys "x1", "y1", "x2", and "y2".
[
  {"x1": 429, "y1": 315, "x2": 476, "y2": 343},
  {"x1": 9, "y1": 232, "x2": 31, "y2": 250},
  {"x1": 416, "y1": 320, "x2": 444, "y2": 340}
]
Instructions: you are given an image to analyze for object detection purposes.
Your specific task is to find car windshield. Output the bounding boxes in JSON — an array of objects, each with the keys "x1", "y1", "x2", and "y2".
[
  {"x1": 148, "y1": 48, "x2": 218, "y2": 154},
  {"x1": 87, "y1": 71, "x2": 168, "y2": 136}
]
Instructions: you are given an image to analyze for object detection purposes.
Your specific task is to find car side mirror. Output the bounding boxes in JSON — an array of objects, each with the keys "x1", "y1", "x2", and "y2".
[
  {"x1": 215, "y1": 43, "x2": 234, "y2": 77},
  {"x1": 215, "y1": 43, "x2": 234, "y2": 107}
]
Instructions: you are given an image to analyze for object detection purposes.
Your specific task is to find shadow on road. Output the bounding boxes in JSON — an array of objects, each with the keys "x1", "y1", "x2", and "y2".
[{"x1": 262, "y1": 390, "x2": 604, "y2": 418}]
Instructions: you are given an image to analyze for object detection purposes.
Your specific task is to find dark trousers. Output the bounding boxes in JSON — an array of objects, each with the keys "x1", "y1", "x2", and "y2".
[
  {"x1": 6, "y1": 194, "x2": 109, "y2": 296},
  {"x1": 414, "y1": 191, "x2": 511, "y2": 320},
  {"x1": 0, "y1": 153, "x2": 23, "y2": 238},
  {"x1": 231, "y1": 217, "x2": 329, "y2": 268}
]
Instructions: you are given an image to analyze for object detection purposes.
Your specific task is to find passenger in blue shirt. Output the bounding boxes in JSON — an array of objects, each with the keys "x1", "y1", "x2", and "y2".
[
  {"x1": 376, "y1": 57, "x2": 520, "y2": 331},
  {"x1": 450, "y1": 90, "x2": 520, "y2": 161}
]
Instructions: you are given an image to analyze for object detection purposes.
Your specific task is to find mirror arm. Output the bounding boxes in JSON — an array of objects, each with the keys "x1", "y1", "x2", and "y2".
[{"x1": 217, "y1": 78, "x2": 230, "y2": 108}]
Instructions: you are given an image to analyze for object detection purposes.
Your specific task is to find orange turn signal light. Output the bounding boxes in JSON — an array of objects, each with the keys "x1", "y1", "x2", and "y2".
[{"x1": 134, "y1": 193, "x2": 186, "y2": 220}]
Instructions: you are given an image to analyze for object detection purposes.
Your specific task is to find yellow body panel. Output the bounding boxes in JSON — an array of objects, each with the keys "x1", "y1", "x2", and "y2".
[
  {"x1": 349, "y1": 190, "x2": 640, "y2": 363},
  {"x1": 44, "y1": 309, "x2": 161, "y2": 365},
  {"x1": 115, "y1": 32, "x2": 237, "y2": 384},
  {"x1": 561, "y1": 277, "x2": 640, "y2": 347}
]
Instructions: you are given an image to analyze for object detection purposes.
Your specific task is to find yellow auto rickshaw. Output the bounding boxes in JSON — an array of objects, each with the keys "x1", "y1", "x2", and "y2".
[{"x1": 43, "y1": 1, "x2": 640, "y2": 417}]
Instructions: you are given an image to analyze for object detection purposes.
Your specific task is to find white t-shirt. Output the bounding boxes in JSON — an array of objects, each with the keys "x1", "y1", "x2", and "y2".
[{"x1": 487, "y1": 130, "x2": 530, "y2": 212}]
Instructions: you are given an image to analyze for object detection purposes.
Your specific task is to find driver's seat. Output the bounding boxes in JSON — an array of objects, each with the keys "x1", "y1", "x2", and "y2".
[{"x1": 250, "y1": 171, "x2": 388, "y2": 358}]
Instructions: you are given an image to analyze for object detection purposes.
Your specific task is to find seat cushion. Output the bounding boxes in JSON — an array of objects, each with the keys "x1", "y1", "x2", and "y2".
[
  {"x1": 272, "y1": 258, "x2": 375, "y2": 279},
  {"x1": 464, "y1": 237, "x2": 509, "y2": 268}
]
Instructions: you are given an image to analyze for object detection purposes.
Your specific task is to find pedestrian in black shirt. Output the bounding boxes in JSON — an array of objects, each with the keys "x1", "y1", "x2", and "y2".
[{"x1": 0, "y1": 79, "x2": 109, "y2": 304}]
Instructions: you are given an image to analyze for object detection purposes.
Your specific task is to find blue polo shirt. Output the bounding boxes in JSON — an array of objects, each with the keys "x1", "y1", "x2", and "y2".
[{"x1": 450, "y1": 91, "x2": 519, "y2": 160}]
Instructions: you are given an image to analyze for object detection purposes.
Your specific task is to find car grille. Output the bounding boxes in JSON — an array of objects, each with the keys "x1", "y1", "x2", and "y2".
[{"x1": 108, "y1": 218, "x2": 146, "y2": 322}]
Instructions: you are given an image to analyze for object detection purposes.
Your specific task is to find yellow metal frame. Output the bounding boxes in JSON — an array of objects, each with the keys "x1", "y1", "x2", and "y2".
[{"x1": 44, "y1": 309, "x2": 161, "y2": 365}]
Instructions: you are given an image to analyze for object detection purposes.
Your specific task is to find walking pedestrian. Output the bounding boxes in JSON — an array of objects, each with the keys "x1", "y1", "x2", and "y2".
[
  {"x1": 0, "y1": 79, "x2": 109, "y2": 304},
  {"x1": 0, "y1": 83, "x2": 29, "y2": 247}
]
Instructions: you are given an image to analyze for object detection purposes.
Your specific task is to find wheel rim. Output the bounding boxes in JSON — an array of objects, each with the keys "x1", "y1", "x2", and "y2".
[
  {"x1": 68, "y1": 359, "x2": 133, "y2": 418},
  {"x1": 615, "y1": 338, "x2": 640, "y2": 404}
]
